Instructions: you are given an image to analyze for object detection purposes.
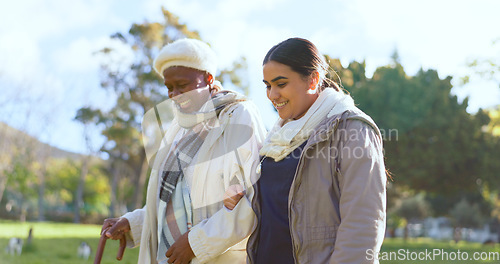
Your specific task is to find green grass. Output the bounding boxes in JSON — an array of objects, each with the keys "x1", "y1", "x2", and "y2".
[
  {"x1": 380, "y1": 237, "x2": 500, "y2": 263},
  {"x1": 0, "y1": 220, "x2": 139, "y2": 264}
]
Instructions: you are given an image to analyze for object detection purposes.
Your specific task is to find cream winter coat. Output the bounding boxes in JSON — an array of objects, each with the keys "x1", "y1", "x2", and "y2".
[{"x1": 123, "y1": 100, "x2": 266, "y2": 264}]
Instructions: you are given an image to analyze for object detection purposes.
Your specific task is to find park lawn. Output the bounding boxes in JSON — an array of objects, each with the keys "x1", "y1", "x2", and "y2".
[
  {"x1": 380, "y1": 237, "x2": 500, "y2": 263},
  {"x1": 0, "y1": 220, "x2": 139, "y2": 264},
  {"x1": 2, "y1": 220, "x2": 500, "y2": 263}
]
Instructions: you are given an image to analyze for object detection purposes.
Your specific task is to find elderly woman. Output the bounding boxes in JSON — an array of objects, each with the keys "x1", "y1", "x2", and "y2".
[
  {"x1": 224, "y1": 38, "x2": 387, "y2": 264},
  {"x1": 101, "y1": 38, "x2": 266, "y2": 264}
]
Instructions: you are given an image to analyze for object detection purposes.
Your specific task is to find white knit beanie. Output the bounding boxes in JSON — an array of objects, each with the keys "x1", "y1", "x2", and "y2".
[{"x1": 153, "y1": 38, "x2": 217, "y2": 78}]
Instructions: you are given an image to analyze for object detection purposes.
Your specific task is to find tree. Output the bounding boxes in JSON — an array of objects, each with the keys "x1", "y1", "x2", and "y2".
[
  {"x1": 484, "y1": 107, "x2": 500, "y2": 136},
  {"x1": 44, "y1": 157, "x2": 110, "y2": 222},
  {"x1": 463, "y1": 38, "x2": 500, "y2": 86},
  {"x1": 0, "y1": 75, "x2": 61, "y2": 220},
  {"x1": 327, "y1": 58, "x2": 494, "y2": 196},
  {"x1": 395, "y1": 192, "x2": 430, "y2": 240},
  {"x1": 5, "y1": 151, "x2": 38, "y2": 221},
  {"x1": 450, "y1": 198, "x2": 484, "y2": 229},
  {"x1": 73, "y1": 116, "x2": 96, "y2": 223}
]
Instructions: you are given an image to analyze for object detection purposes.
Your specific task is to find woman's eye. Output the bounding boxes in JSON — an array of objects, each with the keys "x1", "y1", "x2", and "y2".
[
  {"x1": 176, "y1": 82, "x2": 190, "y2": 89},
  {"x1": 277, "y1": 83, "x2": 287, "y2": 88},
  {"x1": 265, "y1": 85, "x2": 271, "y2": 89}
]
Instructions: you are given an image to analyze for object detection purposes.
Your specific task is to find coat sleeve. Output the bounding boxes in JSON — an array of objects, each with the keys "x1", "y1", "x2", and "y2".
[
  {"x1": 329, "y1": 120, "x2": 386, "y2": 264},
  {"x1": 188, "y1": 102, "x2": 265, "y2": 263},
  {"x1": 122, "y1": 207, "x2": 146, "y2": 248}
]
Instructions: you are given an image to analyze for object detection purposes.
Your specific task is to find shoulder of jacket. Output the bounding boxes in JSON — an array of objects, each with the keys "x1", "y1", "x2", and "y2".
[
  {"x1": 316, "y1": 109, "x2": 381, "y2": 141},
  {"x1": 339, "y1": 109, "x2": 380, "y2": 136},
  {"x1": 220, "y1": 100, "x2": 257, "y2": 120}
]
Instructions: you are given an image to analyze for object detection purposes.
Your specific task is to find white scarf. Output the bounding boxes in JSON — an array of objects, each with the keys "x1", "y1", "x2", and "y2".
[
  {"x1": 260, "y1": 88, "x2": 356, "y2": 161},
  {"x1": 175, "y1": 89, "x2": 241, "y2": 128}
]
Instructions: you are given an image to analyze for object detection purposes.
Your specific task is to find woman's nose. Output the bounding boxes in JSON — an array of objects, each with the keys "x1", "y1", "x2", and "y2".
[
  {"x1": 267, "y1": 86, "x2": 279, "y2": 101},
  {"x1": 169, "y1": 89, "x2": 181, "y2": 98}
]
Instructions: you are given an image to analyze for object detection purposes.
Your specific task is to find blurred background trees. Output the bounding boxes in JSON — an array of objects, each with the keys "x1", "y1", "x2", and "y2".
[{"x1": 328, "y1": 48, "x2": 500, "y2": 238}]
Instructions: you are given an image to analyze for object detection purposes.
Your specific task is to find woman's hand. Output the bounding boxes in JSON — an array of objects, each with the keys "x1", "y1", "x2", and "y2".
[
  {"x1": 223, "y1": 184, "x2": 245, "y2": 211},
  {"x1": 101, "y1": 217, "x2": 131, "y2": 240},
  {"x1": 166, "y1": 231, "x2": 195, "y2": 264}
]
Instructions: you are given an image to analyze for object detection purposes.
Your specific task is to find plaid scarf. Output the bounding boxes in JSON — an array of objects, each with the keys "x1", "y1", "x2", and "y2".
[{"x1": 157, "y1": 91, "x2": 244, "y2": 263}]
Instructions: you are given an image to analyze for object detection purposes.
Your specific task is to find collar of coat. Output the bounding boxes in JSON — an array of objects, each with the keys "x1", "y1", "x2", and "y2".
[{"x1": 304, "y1": 108, "x2": 382, "y2": 149}]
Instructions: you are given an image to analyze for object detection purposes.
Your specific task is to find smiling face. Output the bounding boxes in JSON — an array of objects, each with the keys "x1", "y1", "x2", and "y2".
[
  {"x1": 263, "y1": 61, "x2": 319, "y2": 120},
  {"x1": 163, "y1": 66, "x2": 212, "y2": 113}
]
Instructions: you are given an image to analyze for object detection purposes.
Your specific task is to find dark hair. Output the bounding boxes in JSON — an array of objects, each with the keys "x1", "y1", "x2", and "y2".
[{"x1": 263, "y1": 37, "x2": 340, "y2": 92}]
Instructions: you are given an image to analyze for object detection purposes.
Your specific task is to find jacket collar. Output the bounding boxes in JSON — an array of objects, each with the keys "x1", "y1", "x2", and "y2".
[
  {"x1": 304, "y1": 113, "x2": 341, "y2": 148},
  {"x1": 304, "y1": 108, "x2": 382, "y2": 148}
]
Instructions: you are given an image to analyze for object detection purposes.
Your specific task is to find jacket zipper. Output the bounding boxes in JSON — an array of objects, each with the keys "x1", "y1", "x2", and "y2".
[
  {"x1": 288, "y1": 140, "x2": 319, "y2": 264},
  {"x1": 288, "y1": 153, "x2": 303, "y2": 264},
  {"x1": 248, "y1": 163, "x2": 261, "y2": 264},
  {"x1": 287, "y1": 120, "x2": 339, "y2": 264}
]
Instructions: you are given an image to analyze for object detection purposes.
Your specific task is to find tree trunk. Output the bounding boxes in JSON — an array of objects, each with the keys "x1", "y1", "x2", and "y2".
[
  {"x1": 454, "y1": 226, "x2": 462, "y2": 243},
  {"x1": 20, "y1": 203, "x2": 28, "y2": 222},
  {"x1": 37, "y1": 168, "x2": 46, "y2": 221},
  {"x1": 109, "y1": 161, "x2": 119, "y2": 217},
  {"x1": 132, "y1": 156, "x2": 149, "y2": 209},
  {"x1": 403, "y1": 223, "x2": 409, "y2": 242},
  {"x1": 74, "y1": 156, "x2": 89, "y2": 223},
  {"x1": 0, "y1": 125, "x2": 7, "y2": 205},
  {"x1": 0, "y1": 174, "x2": 6, "y2": 205}
]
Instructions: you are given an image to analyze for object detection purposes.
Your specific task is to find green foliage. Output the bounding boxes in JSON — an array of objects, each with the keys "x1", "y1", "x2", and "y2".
[
  {"x1": 386, "y1": 210, "x2": 406, "y2": 231},
  {"x1": 463, "y1": 38, "x2": 500, "y2": 85},
  {"x1": 2, "y1": 151, "x2": 38, "y2": 216},
  {"x1": 426, "y1": 191, "x2": 492, "y2": 220},
  {"x1": 450, "y1": 199, "x2": 485, "y2": 228},
  {"x1": 396, "y1": 193, "x2": 431, "y2": 222},
  {"x1": 484, "y1": 107, "x2": 500, "y2": 136},
  {"x1": 45, "y1": 159, "x2": 79, "y2": 205},
  {"x1": 83, "y1": 163, "x2": 112, "y2": 214},
  {"x1": 7, "y1": 158, "x2": 38, "y2": 199},
  {"x1": 2, "y1": 157, "x2": 113, "y2": 222},
  {"x1": 328, "y1": 58, "x2": 498, "y2": 197},
  {"x1": 44, "y1": 158, "x2": 110, "y2": 217},
  {"x1": 218, "y1": 56, "x2": 249, "y2": 94}
]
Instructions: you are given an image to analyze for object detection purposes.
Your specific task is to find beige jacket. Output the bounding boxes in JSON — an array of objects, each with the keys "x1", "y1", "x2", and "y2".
[
  {"x1": 247, "y1": 109, "x2": 387, "y2": 264},
  {"x1": 123, "y1": 100, "x2": 266, "y2": 264}
]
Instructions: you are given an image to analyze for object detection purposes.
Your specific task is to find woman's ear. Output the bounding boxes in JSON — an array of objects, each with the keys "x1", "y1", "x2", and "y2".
[
  {"x1": 308, "y1": 71, "x2": 320, "y2": 92},
  {"x1": 206, "y1": 73, "x2": 214, "y2": 85}
]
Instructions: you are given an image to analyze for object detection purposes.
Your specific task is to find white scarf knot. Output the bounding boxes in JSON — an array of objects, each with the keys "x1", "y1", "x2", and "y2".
[{"x1": 260, "y1": 88, "x2": 356, "y2": 161}]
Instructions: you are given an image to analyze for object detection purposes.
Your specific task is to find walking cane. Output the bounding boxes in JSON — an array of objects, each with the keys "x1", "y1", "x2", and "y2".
[{"x1": 94, "y1": 228, "x2": 127, "y2": 264}]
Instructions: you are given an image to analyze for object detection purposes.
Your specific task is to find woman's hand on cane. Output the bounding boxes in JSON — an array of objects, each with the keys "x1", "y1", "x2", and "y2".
[
  {"x1": 95, "y1": 218, "x2": 129, "y2": 264},
  {"x1": 101, "y1": 217, "x2": 131, "y2": 239}
]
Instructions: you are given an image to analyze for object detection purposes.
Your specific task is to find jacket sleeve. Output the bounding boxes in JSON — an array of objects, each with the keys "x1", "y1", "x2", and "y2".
[
  {"x1": 329, "y1": 120, "x2": 386, "y2": 264},
  {"x1": 122, "y1": 207, "x2": 146, "y2": 248},
  {"x1": 188, "y1": 102, "x2": 265, "y2": 263}
]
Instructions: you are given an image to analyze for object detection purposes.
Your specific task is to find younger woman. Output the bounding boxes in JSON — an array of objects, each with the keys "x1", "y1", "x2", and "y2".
[{"x1": 225, "y1": 38, "x2": 387, "y2": 264}]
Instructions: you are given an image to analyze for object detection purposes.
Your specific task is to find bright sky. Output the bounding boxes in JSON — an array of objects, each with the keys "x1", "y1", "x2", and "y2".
[{"x1": 1, "y1": 0, "x2": 499, "y2": 154}]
